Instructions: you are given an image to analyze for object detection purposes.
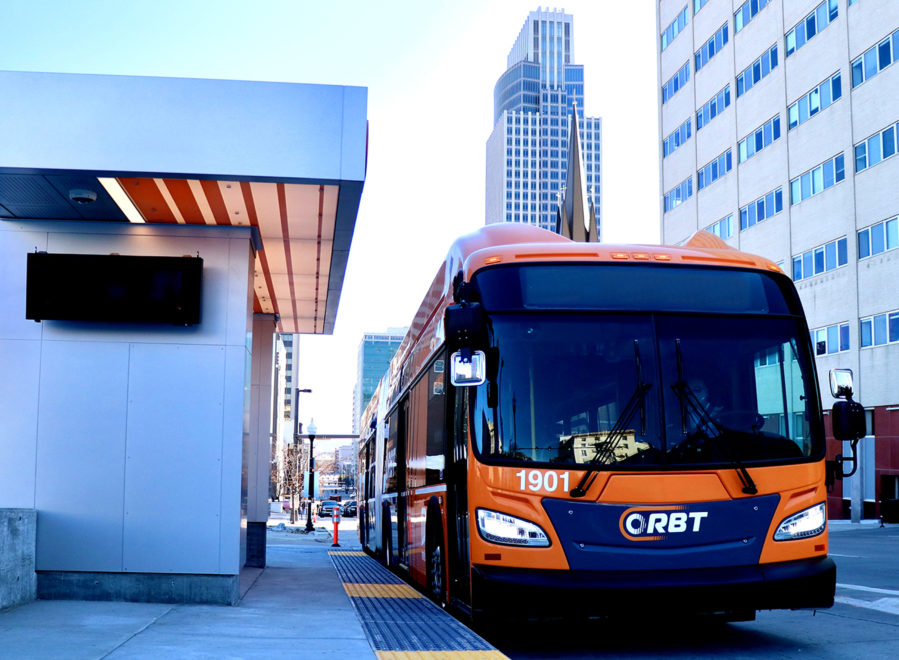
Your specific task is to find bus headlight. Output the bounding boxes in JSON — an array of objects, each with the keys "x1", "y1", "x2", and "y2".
[
  {"x1": 476, "y1": 508, "x2": 550, "y2": 547},
  {"x1": 774, "y1": 503, "x2": 826, "y2": 541}
]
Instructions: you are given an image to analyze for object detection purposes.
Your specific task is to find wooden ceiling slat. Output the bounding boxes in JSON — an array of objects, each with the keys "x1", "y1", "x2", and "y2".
[
  {"x1": 199, "y1": 180, "x2": 231, "y2": 225},
  {"x1": 111, "y1": 177, "x2": 339, "y2": 334},
  {"x1": 165, "y1": 179, "x2": 206, "y2": 225},
  {"x1": 117, "y1": 177, "x2": 177, "y2": 223},
  {"x1": 187, "y1": 180, "x2": 218, "y2": 225}
]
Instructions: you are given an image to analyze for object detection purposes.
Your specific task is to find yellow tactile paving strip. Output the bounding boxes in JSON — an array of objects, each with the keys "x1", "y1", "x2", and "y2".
[
  {"x1": 343, "y1": 582, "x2": 423, "y2": 599},
  {"x1": 329, "y1": 550, "x2": 508, "y2": 659},
  {"x1": 330, "y1": 551, "x2": 367, "y2": 556}
]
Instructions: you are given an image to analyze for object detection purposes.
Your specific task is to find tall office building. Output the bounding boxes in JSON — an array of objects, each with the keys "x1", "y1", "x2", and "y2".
[
  {"x1": 277, "y1": 333, "x2": 299, "y2": 422},
  {"x1": 657, "y1": 0, "x2": 899, "y2": 519},
  {"x1": 271, "y1": 332, "x2": 302, "y2": 499},
  {"x1": 486, "y1": 7, "x2": 602, "y2": 236},
  {"x1": 352, "y1": 329, "x2": 406, "y2": 434}
]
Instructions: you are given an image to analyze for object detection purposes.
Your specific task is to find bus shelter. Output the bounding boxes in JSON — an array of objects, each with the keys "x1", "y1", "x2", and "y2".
[{"x1": 0, "y1": 70, "x2": 367, "y2": 605}]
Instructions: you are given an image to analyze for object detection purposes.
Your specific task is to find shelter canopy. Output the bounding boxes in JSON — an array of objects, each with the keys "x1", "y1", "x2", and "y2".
[{"x1": 0, "y1": 70, "x2": 368, "y2": 334}]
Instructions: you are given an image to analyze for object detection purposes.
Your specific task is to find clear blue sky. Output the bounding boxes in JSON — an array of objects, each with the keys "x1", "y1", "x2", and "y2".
[{"x1": 1, "y1": 0, "x2": 661, "y2": 436}]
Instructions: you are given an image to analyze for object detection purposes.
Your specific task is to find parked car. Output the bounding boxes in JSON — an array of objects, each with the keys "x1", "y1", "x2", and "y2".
[
  {"x1": 341, "y1": 500, "x2": 357, "y2": 517},
  {"x1": 318, "y1": 500, "x2": 342, "y2": 517}
]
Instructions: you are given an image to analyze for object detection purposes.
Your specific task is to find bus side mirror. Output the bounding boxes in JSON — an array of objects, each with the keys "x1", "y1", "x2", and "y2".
[
  {"x1": 450, "y1": 350, "x2": 486, "y2": 386},
  {"x1": 445, "y1": 302, "x2": 484, "y2": 348},
  {"x1": 829, "y1": 368, "x2": 855, "y2": 400},
  {"x1": 827, "y1": 369, "x2": 866, "y2": 482},
  {"x1": 831, "y1": 400, "x2": 866, "y2": 441},
  {"x1": 446, "y1": 301, "x2": 487, "y2": 386},
  {"x1": 829, "y1": 369, "x2": 866, "y2": 440}
]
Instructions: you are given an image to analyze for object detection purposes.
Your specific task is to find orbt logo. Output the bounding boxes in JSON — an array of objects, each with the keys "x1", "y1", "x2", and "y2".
[{"x1": 619, "y1": 505, "x2": 709, "y2": 542}]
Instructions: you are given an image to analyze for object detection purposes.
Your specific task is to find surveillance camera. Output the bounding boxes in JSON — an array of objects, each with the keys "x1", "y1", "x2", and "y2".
[{"x1": 69, "y1": 189, "x2": 98, "y2": 204}]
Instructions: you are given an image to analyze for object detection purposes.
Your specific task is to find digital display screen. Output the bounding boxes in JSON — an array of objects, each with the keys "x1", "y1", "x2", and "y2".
[{"x1": 26, "y1": 252, "x2": 203, "y2": 325}]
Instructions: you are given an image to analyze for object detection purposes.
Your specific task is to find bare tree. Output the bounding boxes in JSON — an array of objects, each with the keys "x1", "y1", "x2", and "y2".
[{"x1": 282, "y1": 444, "x2": 308, "y2": 523}]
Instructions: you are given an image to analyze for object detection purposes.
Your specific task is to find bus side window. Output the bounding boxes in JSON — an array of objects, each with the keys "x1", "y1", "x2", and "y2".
[
  {"x1": 426, "y1": 358, "x2": 447, "y2": 485},
  {"x1": 384, "y1": 412, "x2": 398, "y2": 493}
]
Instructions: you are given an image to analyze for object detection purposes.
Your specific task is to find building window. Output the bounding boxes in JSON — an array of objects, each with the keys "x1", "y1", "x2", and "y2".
[
  {"x1": 663, "y1": 118, "x2": 692, "y2": 157},
  {"x1": 788, "y1": 72, "x2": 841, "y2": 130},
  {"x1": 790, "y1": 153, "x2": 845, "y2": 204},
  {"x1": 854, "y1": 122, "x2": 898, "y2": 173},
  {"x1": 664, "y1": 176, "x2": 693, "y2": 212},
  {"x1": 851, "y1": 29, "x2": 898, "y2": 87},
  {"x1": 858, "y1": 216, "x2": 899, "y2": 259},
  {"x1": 661, "y1": 6, "x2": 689, "y2": 51},
  {"x1": 662, "y1": 61, "x2": 691, "y2": 104},
  {"x1": 791, "y1": 237, "x2": 848, "y2": 281},
  {"x1": 695, "y1": 23, "x2": 729, "y2": 72},
  {"x1": 811, "y1": 322, "x2": 850, "y2": 355},
  {"x1": 740, "y1": 188, "x2": 783, "y2": 230},
  {"x1": 697, "y1": 150, "x2": 732, "y2": 191},
  {"x1": 738, "y1": 115, "x2": 781, "y2": 163},
  {"x1": 735, "y1": 0, "x2": 771, "y2": 33},
  {"x1": 786, "y1": 0, "x2": 838, "y2": 57},
  {"x1": 696, "y1": 85, "x2": 731, "y2": 130},
  {"x1": 694, "y1": 0, "x2": 709, "y2": 14},
  {"x1": 860, "y1": 310, "x2": 899, "y2": 348},
  {"x1": 736, "y1": 44, "x2": 778, "y2": 97},
  {"x1": 705, "y1": 214, "x2": 733, "y2": 238}
]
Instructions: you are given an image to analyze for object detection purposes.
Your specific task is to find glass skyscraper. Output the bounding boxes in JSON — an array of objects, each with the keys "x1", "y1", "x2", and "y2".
[
  {"x1": 486, "y1": 8, "x2": 602, "y2": 235},
  {"x1": 353, "y1": 329, "x2": 406, "y2": 433}
]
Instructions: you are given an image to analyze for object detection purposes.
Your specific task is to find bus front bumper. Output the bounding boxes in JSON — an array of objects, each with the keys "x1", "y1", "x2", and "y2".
[{"x1": 470, "y1": 556, "x2": 835, "y2": 618}]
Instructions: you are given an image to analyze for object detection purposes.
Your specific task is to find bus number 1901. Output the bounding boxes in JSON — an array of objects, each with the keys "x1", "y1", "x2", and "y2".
[{"x1": 515, "y1": 469, "x2": 570, "y2": 493}]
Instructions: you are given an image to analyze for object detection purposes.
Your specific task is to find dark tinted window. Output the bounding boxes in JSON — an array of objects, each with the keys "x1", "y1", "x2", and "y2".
[{"x1": 474, "y1": 264, "x2": 796, "y2": 315}]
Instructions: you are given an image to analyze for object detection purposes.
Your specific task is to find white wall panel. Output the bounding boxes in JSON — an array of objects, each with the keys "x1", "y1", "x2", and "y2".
[
  {"x1": 34, "y1": 341, "x2": 130, "y2": 571},
  {"x1": 0, "y1": 339, "x2": 41, "y2": 508},
  {"x1": 122, "y1": 343, "x2": 225, "y2": 574},
  {"x1": 0, "y1": 226, "x2": 46, "y2": 341}
]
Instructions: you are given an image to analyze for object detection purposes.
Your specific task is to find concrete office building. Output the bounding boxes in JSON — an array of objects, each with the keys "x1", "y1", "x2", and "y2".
[
  {"x1": 0, "y1": 71, "x2": 367, "y2": 604},
  {"x1": 486, "y1": 7, "x2": 602, "y2": 235},
  {"x1": 353, "y1": 329, "x2": 406, "y2": 434},
  {"x1": 656, "y1": 0, "x2": 899, "y2": 518}
]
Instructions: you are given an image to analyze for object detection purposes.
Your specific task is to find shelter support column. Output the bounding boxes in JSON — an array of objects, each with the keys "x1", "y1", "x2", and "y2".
[{"x1": 246, "y1": 314, "x2": 277, "y2": 568}]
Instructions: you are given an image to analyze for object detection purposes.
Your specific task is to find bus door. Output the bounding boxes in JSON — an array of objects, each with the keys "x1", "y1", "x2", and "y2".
[
  {"x1": 384, "y1": 397, "x2": 410, "y2": 567},
  {"x1": 446, "y1": 386, "x2": 471, "y2": 604},
  {"x1": 362, "y1": 431, "x2": 374, "y2": 550}
]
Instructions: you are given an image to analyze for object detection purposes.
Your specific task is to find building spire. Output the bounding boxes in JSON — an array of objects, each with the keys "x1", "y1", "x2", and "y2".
[{"x1": 556, "y1": 101, "x2": 598, "y2": 242}]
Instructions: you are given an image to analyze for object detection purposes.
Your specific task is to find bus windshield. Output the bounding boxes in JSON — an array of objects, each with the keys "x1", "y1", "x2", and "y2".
[{"x1": 468, "y1": 267, "x2": 823, "y2": 468}]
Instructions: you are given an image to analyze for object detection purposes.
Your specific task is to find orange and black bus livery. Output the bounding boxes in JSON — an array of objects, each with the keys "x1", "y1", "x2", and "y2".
[{"x1": 357, "y1": 223, "x2": 863, "y2": 622}]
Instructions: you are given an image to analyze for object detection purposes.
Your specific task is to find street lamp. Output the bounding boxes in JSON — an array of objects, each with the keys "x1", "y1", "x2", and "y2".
[
  {"x1": 305, "y1": 419, "x2": 318, "y2": 533},
  {"x1": 291, "y1": 388, "x2": 311, "y2": 524}
]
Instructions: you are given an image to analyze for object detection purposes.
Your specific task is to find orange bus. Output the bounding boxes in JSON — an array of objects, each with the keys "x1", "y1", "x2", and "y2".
[{"x1": 357, "y1": 223, "x2": 864, "y2": 623}]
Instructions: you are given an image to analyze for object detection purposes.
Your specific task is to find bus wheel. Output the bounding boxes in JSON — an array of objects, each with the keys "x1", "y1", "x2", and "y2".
[{"x1": 426, "y1": 524, "x2": 446, "y2": 606}]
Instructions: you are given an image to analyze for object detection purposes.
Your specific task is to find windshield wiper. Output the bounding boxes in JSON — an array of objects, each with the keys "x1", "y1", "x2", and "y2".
[
  {"x1": 671, "y1": 339, "x2": 758, "y2": 495},
  {"x1": 570, "y1": 340, "x2": 651, "y2": 498}
]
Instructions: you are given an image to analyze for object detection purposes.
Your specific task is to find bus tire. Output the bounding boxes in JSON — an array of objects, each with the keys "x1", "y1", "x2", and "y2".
[{"x1": 426, "y1": 515, "x2": 446, "y2": 606}]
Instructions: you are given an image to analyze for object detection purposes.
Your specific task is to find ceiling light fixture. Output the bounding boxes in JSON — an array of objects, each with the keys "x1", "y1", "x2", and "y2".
[{"x1": 98, "y1": 177, "x2": 145, "y2": 223}]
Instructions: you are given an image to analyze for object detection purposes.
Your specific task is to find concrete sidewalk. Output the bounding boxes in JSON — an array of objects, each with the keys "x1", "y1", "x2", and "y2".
[{"x1": 0, "y1": 526, "x2": 374, "y2": 660}]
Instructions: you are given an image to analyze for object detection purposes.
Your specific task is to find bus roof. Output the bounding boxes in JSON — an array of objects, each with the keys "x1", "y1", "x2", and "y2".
[{"x1": 453, "y1": 224, "x2": 782, "y2": 288}]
